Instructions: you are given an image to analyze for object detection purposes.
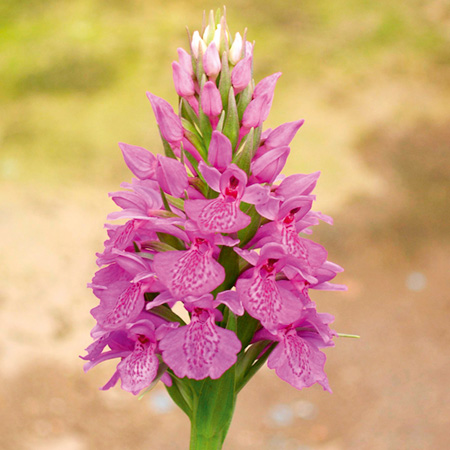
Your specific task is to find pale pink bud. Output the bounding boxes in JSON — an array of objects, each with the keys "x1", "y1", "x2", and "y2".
[
  {"x1": 203, "y1": 42, "x2": 221, "y2": 78},
  {"x1": 251, "y1": 146, "x2": 290, "y2": 184},
  {"x1": 201, "y1": 81, "x2": 223, "y2": 117},
  {"x1": 264, "y1": 120, "x2": 304, "y2": 150},
  {"x1": 157, "y1": 155, "x2": 188, "y2": 198},
  {"x1": 242, "y1": 95, "x2": 270, "y2": 128},
  {"x1": 229, "y1": 32, "x2": 243, "y2": 65},
  {"x1": 172, "y1": 61, "x2": 195, "y2": 97},
  {"x1": 245, "y1": 41, "x2": 253, "y2": 58},
  {"x1": 118, "y1": 142, "x2": 157, "y2": 180},
  {"x1": 213, "y1": 24, "x2": 223, "y2": 50},
  {"x1": 147, "y1": 92, "x2": 183, "y2": 144},
  {"x1": 253, "y1": 72, "x2": 282, "y2": 100},
  {"x1": 177, "y1": 47, "x2": 193, "y2": 76},
  {"x1": 208, "y1": 131, "x2": 232, "y2": 170},
  {"x1": 191, "y1": 31, "x2": 207, "y2": 59},
  {"x1": 231, "y1": 55, "x2": 252, "y2": 93}
]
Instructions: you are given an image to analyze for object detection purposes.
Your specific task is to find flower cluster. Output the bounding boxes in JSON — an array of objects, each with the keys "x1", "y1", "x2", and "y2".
[{"x1": 82, "y1": 12, "x2": 346, "y2": 398}]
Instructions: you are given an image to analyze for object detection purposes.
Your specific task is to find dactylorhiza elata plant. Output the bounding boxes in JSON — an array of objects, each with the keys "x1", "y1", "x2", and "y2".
[{"x1": 82, "y1": 10, "x2": 351, "y2": 450}]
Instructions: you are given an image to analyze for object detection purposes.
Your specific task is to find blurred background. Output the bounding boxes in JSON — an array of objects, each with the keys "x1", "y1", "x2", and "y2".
[{"x1": 1, "y1": 0, "x2": 449, "y2": 448}]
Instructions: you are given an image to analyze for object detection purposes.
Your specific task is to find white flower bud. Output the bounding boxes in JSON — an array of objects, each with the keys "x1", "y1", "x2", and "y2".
[
  {"x1": 229, "y1": 32, "x2": 243, "y2": 65},
  {"x1": 191, "y1": 30, "x2": 207, "y2": 59}
]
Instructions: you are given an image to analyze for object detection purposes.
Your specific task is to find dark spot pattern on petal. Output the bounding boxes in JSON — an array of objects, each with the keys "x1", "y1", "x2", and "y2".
[{"x1": 184, "y1": 314, "x2": 219, "y2": 378}]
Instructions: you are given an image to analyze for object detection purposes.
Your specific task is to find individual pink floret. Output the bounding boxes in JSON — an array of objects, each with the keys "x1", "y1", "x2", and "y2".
[
  {"x1": 153, "y1": 237, "x2": 225, "y2": 299},
  {"x1": 184, "y1": 163, "x2": 251, "y2": 234},
  {"x1": 159, "y1": 298, "x2": 241, "y2": 380}
]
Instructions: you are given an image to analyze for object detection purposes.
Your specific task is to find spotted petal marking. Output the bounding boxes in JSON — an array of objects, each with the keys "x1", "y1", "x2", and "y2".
[
  {"x1": 184, "y1": 314, "x2": 220, "y2": 379},
  {"x1": 281, "y1": 224, "x2": 308, "y2": 260},
  {"x1": 171, "y1": 249, "x2": 224, "y2": 298},
  {"x1": 118, "y1": 340, "x2": 158, "y2": 395},
  {"x1": 284, "y1": 332, "x2": 312, "y2": 379},
  {"x1": 245, "y1": 274, "x2": 283, "y2": 331},
  {"x1": 102, "y1": 282, "x2": 143, "y2": 330},
  {"x1": 198, "y1": 198, "x2": 239, "y2": 233},
  {"x1": 111, "y1": 220, "x2": 136, "y2": 249}
]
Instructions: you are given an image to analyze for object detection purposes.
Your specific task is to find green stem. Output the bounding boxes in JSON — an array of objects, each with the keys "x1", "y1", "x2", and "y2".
[{"x1": 189, "y1": 422, "x2": 228, "y2": 450}]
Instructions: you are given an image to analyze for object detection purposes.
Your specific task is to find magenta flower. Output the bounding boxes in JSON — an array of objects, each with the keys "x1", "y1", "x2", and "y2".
[
  {"x1": 203, "y1": 42, "x2": 221, "y2": 79},
  {"x1": 184, "y1": 163, "x2": 252, "y2": 233},
  {"x1": 84, "y1": 11, "x2": 351, "y2": 448},
  {"x1": 159, "y1": 295, "x2": 242, "y2": 379},
  {"x1": 201, "y1": 81, "x2": 223, "y2": 119},
  {"x1": 153, "y1": 235, "x2": 225, "y2": 299}
]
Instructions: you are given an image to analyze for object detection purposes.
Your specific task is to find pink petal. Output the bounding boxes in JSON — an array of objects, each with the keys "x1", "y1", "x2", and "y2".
[
  {"x1": 160, "y1": 312, "x2": 241, "y2": 379},
  {"x1": 264, "y1": 120, "x2": 304, "y2": 150},
  {"x1": 198, "y1": 161, "x2": 221, "y2": 192},
  {"x1": 236, "y1": 273, "x2": 301, "y2": 332},
  {"x1": 185, "y1": 198, "x2": 251, "y2": 233},
  {"x1": 119, "y1": 143, "x2": 157, "y2": 180},
  {"x1": 92, "y1": 281, "x2": 145, "y2": 330},
  {"x1": 216, "y1": 290, "x2": 244, "y2": 316},
  {"x1": 153, "y1": 248, "x2": 225, "y2": 298},
  {"x1": 157, "y1": 155, "x2": 188, "y2": 198},
  {"x1": 208, "y1": 131, "x2": 232, "y2": 170},
  {"x1": 267, "y1": 330, "x2": 331, "y2": 392},
  {"x1": 172, "y1": 61, "x2": 195, "y2": 97},
  {"x1": 251, "y1": 146, "x2": 290, "y2": 184},
  {"x1": 118, "y1": 340, "x2": 159, "y2": 395},
  {"x1": 201, "y1": 81, "x2": 223, "y2": 117}
]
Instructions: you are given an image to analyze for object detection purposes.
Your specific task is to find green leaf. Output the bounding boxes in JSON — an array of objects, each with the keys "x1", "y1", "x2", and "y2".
[
  {"x1": 236, "y1": 342, "x2": 277, "y2": 393},
  {"x1": 233, "y1": 127, "x2": 253, "y2": 174},
  {"x1": 212, "y1": 245, "x2": 240, "y2": 295},
  {"x1": 165, "y1": 194, "x2": 185, "y2": 211},
  {"x1": 150, "y1": 304, "x2": 186, "y2": 325},
  {"x1": 235, "y1": 340, "x2": 269, "y2": 384},
  {"x1": 236, "y1": 312, "x2": 260, "y2": 349},
  {"x1": 218, "y1": 52, "x2": 231, "y2": 110},
  {"x1": 196, "y1": 44, "x2": 205, "y2": 85},
  {"x1": 222, "y1": 87, "x2": 240, "y2": 151},
  {"x1": 190, "y1": 366, "x2": 236, "y2": 446},
  {"x1": 165, "y1": 377, "x2": 192, "y2": 418},
  {"x1": 156, "y1": 231, "x2": 185, "y2": 251},
  {"x1": 237, "y1": 83, "x2": 253, "y2": 121},
  {"x1": 181, "y1": 98, "x2": 200, "y2": 127},
  {"x1": 141, "y1": 240, "x2": 177, "y2": 252},
  {"x1": 198, "y1": 105, "x2": 213, "y2": 149},
  {"x1": 215, "y1": 110, "x2": 225, "y2": 132},
  {"x1": 158, "y1": 127, "x2": 177, "y2": 159},
  {"x1": 237, "y1": 203, "x2": 261, "y2": 247},
  {"x1": 182, "y1": 118, "x2": 208, "y2": 159}
]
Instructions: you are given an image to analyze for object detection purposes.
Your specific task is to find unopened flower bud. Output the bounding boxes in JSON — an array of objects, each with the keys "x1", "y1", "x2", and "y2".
[
  {"x1": 147, "y1": 92, "x2": 183, "y2": 145},
  {"x1": 213, "y1": 24, "x2": 223, "y2": 50},
  {"x1": 201, "y1": 81, "x2": 222, "y2": 117},
  {"x1": 203, "y1": 42, "x2": 221, "y2": 78},
  {"x1": 177, "y1": 47, "x2": 193, "y2": 76},
  {"x1": 231, "y1": 55, "x2": 252, "y2": 93},
  {"x1": 229, "y1": 32, "x2": 243, "y2": 65},
  {"x1": 208, "y1": 131, "x2": 232, "y2": 170},
  {"x1": 172, "y1": 61, "x2": 195, "y2": 97},
  {"x1": 156, "y1": 154, "x2": 188, "y2": 198},
  {"x1": 191, "y1": 30, "x2": 207, "y2": 59},
  {"x1": 251, "y1": 146, "x2": 290, "y2": 184},
  {"x1": 264, "y1": 120, "x2": 304, "y2": 150},
  {"x1": 242, "y1": 95, "x2": 270, "y2": 128}
]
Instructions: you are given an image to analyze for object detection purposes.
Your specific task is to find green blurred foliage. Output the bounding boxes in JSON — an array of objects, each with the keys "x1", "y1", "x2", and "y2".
[{"x1": 0, "y1": 0, "x2": 449, "y2": 194}]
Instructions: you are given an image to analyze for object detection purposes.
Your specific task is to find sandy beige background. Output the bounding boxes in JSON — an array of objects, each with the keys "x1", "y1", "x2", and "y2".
[{"x1": 1, "y1": 1, "x2": 449, "y2": 448}]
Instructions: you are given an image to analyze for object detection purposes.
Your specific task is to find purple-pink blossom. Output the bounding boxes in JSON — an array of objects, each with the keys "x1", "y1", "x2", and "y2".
[{"x1": 84, "y1": 13, "x2": 346, "y2": 403}]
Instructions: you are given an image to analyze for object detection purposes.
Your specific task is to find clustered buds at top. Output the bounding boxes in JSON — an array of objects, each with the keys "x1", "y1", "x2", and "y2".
[{"x1": 83, "y1": 10, "x2": 346, "y2": 400}]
